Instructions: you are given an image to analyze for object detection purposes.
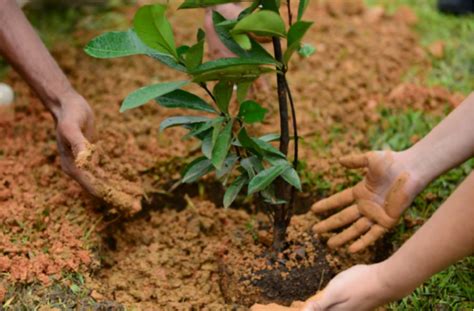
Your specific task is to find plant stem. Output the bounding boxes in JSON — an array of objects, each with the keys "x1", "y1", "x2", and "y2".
[
  {"x1": 272, "y1": 37, "x2": 290, "y2": 155},
  {"x1": 284, "y1": 77, "x2": 298, "y2": 168},
  {"x1": 199, "y1": 82, "x2": 216, "y2": 104},
  {"x1": 287, "y1": 0, "x2": 293, "y2": 25},
  {"x1": 271, "y1": 36, "x2": 292, "y2": 253}
]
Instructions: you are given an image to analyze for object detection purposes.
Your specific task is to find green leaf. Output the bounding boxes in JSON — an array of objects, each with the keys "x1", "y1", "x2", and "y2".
[
  {"x1": 212, "y1": 11, "x2": 276, "y2": 62},
  {"x1": 156, "y1": 89, "x2": 216, "y2": 113},
  {"x1": 261, "y1": 0, "x2": 280, "y2": 12},
  {"x1": 298, "y1": 43, "x2": 316, "y2": 58},
  {"x1": 232, "y1": 10, "x2": 286, "y2": 38},
  {"x1": 298, "y1": 0, "x2": 310, "y2": 20},
  {"x1": 284, "y1": 21, "x2": 313, "y2": 64},
  {"x1": 183, "y1": 117, "x2": 224, "y2": 140},
  {"x1": 160, "y1": 116, "x2": 211, "y2": 132},
  {"x1": 259, "y1": 133, "x2": 280, "y2": 142},
  {"x1": 133, "y1": 4, "x2": 177, "y2": 58},
  {"x1": 241, "y1": 156, "x2": 264, "y2": 178},
  {"x1": 216, "y1": 154, "x2": 239, "y2": 179},
  {"x1": 223, "y1": 174, "x2": 248, "y2": 208},
  {"x1": 190, "y1": 57, "x2": 276, "y2": 75},
  {"x1": 237, "y1": 81, "x2": 252, "y2": 103},
  {"x1": 211, "y1": 119, "x2": 234, "y2": 169},
  {"x1": 84, "y1": 30, "x2": 150, "y2": 59},
  {"x1": 182, "y1": 156, "x2": 214, "y2": 183},
  {"x1": 282, "y1": 167, "x2": 302, "y2": 191},
  {"x1": 85, "y1": 29, "x2": 186, "y2": 72},
  {"x1": 213, "y1": 81, "x2": 234, "y2": 113},
  {"x1": 184, "y1": 39, "x2": 204, "y2": 69},
  {"x1": 177, "y1": 45, "x2": 190, "y2": 57},
  {"x1": 265, "y1": 155, "x2": 302, "y2": 191},
  {"x1": 232, "y1": 33, "x2": 252, "y2": 50},
  {"x1": 192, "y1": 64, "x2": 274, "y2": 83},
  {"x1": 238, "y1": 100, "x2": 268, "y2": 124},
  {"x1": 248, "y1": 163, "x2": 290, "y2": 195},
  {"x1": 179, "y1": 0, "x2": 244, "y2": 9},
  {"x1": 197, "y1": 28, "x2": 206, "y2": 41},
  {"x1": 237, "y1": 128, "x2": 263, "y2": 155},
  {"x1": 121, "y1": 80, "x2": 189, "y2": 112},
  {"x1": 201, "y1": 134, "x2": 213, "y2": 159},
  {"x1": 252, "y1": 137, "x2": 286, "y2": 158}
]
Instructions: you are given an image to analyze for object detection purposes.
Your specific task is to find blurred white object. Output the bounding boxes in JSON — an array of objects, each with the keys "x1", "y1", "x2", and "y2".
[
  {"x1": 15, "y1": 0, "x2": 29, "y2": 7},
  {"x1": 0, "y1": 83, "x2": 14, "y2": 105}
]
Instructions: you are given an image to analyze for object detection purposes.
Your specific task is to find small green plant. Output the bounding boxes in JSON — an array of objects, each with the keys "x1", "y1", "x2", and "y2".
[{"x1": 85, "y1": 0, "x2": 313, "y2": 252}]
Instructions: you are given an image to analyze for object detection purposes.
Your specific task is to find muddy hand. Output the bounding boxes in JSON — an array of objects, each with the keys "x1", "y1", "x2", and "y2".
[
  {"x1": 250, "y1": 291, "x2": 325, "y2": 311},
  {"x1": 55, "y1": 93, "x2": 98, "y2": 196},
  {"x1": 312, "y1": 151, "x2": 419, "y2": 252}
]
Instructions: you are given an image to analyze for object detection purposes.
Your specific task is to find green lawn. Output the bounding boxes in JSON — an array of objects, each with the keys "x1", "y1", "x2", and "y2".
[{"x1": 365, "y1": 0, "x2": 474, "y2": 95}]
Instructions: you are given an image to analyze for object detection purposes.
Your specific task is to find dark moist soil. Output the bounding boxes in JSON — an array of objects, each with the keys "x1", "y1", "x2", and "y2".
[{"x1": 0, "y1": 0, "x2": 466, "y2": 309}]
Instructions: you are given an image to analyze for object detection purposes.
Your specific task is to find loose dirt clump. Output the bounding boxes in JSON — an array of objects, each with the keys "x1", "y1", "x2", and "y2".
[{"x1": 75, "y1": 142, "x2": 142, "y2": 217}]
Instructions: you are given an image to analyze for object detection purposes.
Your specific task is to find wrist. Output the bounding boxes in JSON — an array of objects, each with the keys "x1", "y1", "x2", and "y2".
[
  {"x1": 374, "y1": 261, "x2": 409, "y2": 302},
  {"x1": 45, "y1": 87, "x2": 79, "y2": 120},
  {"x1": 392, "y1": 149, "x2": 431, "y2": 197}
]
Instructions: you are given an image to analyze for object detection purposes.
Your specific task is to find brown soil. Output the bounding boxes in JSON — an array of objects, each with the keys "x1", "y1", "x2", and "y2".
[
  {"x1": 218, "y1": 218, "x2": 334, "y2": 307},
  {"x1": 0, "y1": 0, "x2": 465, "y2": 308},
  {"x1": 75, "y1": 142, "x2": 142, "y2": 217}
]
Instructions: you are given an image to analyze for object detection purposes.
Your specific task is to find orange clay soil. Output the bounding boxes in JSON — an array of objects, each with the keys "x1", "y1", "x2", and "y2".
[
  {"x1": 0, "y1": 0, "x2": 465, "y2": 307},
  {"x1": 75, "y1": 142, "x2": 142, "y2": 217}
]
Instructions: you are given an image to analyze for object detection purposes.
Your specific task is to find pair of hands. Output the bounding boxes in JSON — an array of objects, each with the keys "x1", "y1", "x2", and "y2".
[{"x1": 254, "y1": 151, "x2": 421, "y2": 310}]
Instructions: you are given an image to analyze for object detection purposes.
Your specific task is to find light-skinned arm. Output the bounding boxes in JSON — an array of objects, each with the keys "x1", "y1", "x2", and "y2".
[{"x1": 312, "y1": 92, "x2": 474, "y2": 252}]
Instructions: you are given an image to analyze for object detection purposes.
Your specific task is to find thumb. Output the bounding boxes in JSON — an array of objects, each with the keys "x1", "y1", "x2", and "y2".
[
  {"x1": 57, "y1": 121, "x2": 89, "y2": 158},
  {"x1": 301, "y1": 291, "x2": 327, "y2": 311}
]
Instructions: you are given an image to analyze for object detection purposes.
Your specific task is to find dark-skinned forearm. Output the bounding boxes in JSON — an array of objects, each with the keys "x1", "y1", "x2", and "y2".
[{"x1": 0, "y1": 0, "x2": 76, "y2": 119}]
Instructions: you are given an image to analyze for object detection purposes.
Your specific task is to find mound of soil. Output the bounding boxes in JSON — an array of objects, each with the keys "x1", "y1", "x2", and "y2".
[
  {"x1": 89, "y1": 198, "x2": 337, "y2": 309},
  {"x1": 219, "y1": 220, "x2": 333, "y2": 307}
]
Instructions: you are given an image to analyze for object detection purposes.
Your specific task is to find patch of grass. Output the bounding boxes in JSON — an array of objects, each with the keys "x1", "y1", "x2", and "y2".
[
  {"x1": 365, "y1": 0, "x2": 474, "y2": 94},
  {"x1": 369, "y1": 108, "x2": 474, "y2": 309},
  {"x1": 369, "y1": 108, "x2": 443, "y2": 151},
  {"x1": 389, "y1": 257, "x2": 474, "y2": 310},
  {"x1": 2, "y1": 273, "x2": 124, "y2": 310}
]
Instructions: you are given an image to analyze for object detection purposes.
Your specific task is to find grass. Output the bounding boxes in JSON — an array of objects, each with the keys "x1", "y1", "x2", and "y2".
[
  {"x1": 369, "y1": 108, "x2": 474, "y2": 310},
  {"x1": 365, "y1": 0, "x2": 474, "y2": 94}
]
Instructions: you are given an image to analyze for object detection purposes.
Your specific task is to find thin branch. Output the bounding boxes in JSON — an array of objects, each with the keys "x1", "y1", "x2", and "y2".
[
  {"x1": 284, "y1": 77, "x2": 299, "y2": 168},
  {"x1": 287, "y1": 0, "x2": 293, "y2": 26},
  {"x1": 272, "y1": 37, "x2": 290, "y2": 155},
  {"x1": 199, "y1": 82, "x2": 216, "y2": 104}
]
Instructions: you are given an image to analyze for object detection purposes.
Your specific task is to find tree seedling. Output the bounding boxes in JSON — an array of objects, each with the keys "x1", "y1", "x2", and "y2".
[{"x1": 85, "y1": 0, "x2": 314, "y2": 252}]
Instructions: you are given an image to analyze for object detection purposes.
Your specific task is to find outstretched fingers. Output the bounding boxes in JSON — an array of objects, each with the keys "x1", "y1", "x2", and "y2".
[
  {"x1": 348, "y1": 224, "x2": 386, "y2": 253},
  {"x1": 313, "y1": 205, "x2": 360, "y2": 233},
  {"x1": 339, "y1": 153, "x2": 371, "y2": 169},
  {"x1": 311, "y1": 187, "x2": 354, "y2": 213},
  {"x1": 327, "y1": 217, "x2": 372, "y2": 249}
]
